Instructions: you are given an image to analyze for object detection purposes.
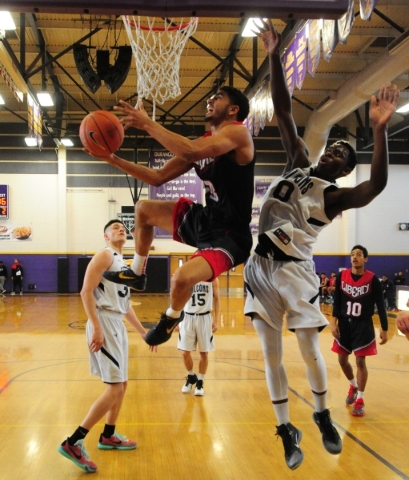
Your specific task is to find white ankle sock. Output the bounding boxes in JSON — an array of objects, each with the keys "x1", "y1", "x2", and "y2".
[
  {"x1": 131, "y1": 253, "x2": 148, "y2": 275},
  {"x1": 166, "y1": 307, "x2": 182, "y2": 319}
]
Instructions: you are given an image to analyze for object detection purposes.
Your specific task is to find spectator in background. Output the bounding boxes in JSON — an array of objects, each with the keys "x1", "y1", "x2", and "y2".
[
  {"x1": 11, "y1": 259, "x2": 23, "y2": 296},
  {"x1": 381, "y1": 274, "x2": 395, "y2": 311},
  {"x1": 394, "y1": 271, "x2": 406, "y2": 287},
  {"x1": 0, "y1": 260, "x2": 7, "y2": 294},
  {"x1": 319, "y1": 273, "x2": 329, "y2": 302},
  {"x1": 323, "y1": 271, "x2": 337, "y2": 303}
]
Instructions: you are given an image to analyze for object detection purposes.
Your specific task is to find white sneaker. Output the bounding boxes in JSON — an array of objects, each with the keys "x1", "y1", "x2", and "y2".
[
  {"x1": 11, "y1": 292, "x2": 15, "y2": 296},
  {"x1": 20, "y1": 292, "x2": 23, "y2": 296},
  {"x1": 194, "y1": 380, "x2": 204, "y2": 396},
  {"x1": 181, "y1": 374, "x2": 198, "y2": 393}
]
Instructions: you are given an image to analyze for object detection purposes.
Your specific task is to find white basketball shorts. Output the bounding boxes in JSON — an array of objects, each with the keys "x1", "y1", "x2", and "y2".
[
  {"x1": 244, "y1": 254, "x2": 329, "y2": 332},
  {"x1": 177, "y1": 312, "x2": 215, "y2": 352},
  {"x1": 86, "y1": 309, "x2": 128, "y2": 383}
]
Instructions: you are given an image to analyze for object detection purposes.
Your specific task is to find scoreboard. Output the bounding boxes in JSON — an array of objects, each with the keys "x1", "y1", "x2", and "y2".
[{"x1": 0, "y1": 185, "x2": 9, "y2": 219}]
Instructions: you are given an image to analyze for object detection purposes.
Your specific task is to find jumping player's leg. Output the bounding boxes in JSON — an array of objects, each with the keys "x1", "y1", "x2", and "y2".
[
  {"x1": 253, "y1": 316, "x2": 303, "y2": 470},
  {"x1": 170, "y1": 256, "x2": 214, "y2": 311},
  {"x1": 134, "y1": 200, "x2": 175, "y2": 257},
  {"x1": 296, "y1": 328, "x2": 327, "y2": 410},
  {"x1": 296, "y1": 328, "x2": 342, "y2": 455}
]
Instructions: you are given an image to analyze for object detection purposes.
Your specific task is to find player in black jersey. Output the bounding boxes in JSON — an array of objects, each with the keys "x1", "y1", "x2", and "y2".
[
  {"x1": 331, "y1": 245, "x2": 388, "y2": 417},
  {"x1": 92, "y1": 86, "x2": 254, "y2": 345}
]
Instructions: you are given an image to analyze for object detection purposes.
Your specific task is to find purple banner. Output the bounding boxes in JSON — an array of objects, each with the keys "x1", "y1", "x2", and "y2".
[
  {"x1": 295, "y1": 25, "x2": 307, "y2": 90},
  {"x1": 255, "y1": 178, "x2": 271, "y2": 199},
  {"x1": 282, "y1": 41, "x2": 296, "y2": 96},
  {"x1": 148, "y1": 151, "x2": 203, "y2": 238},
  {"x1": 360, "y1": 0, "x2": 378, "y2": 21},
  {"x1": 307, "y1": 20, "x2": 321, "y2": 77}
]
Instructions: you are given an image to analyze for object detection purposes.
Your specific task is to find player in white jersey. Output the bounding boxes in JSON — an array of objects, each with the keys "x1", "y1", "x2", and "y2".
[
  {"x1": 178, "y1": 278, "x2": 220, "y2": 396},
  {"x1": 245, "y1": 20, "x2": 399, "y2": 471},
  {"x1": 58, "y1": 220, "x2": 155, "y2": 474}
]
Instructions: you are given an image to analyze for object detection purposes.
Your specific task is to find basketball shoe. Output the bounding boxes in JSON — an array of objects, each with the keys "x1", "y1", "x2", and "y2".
[
  {"x1": 182, "y1": 373, "x2": 198, "y2": 393},
  {"x1": 144, "y1": 312, "x2": 185, "y2": 346},
  {"x1": 352, "y1": 398, "x2": 365, "y2": 417},
  {"x1": 346, "y1": 385, "x2": 358, "y2": 406},
  {"x1": 58, "y1": 438, "x2": 97, "y2": 473},
  {"x1": 313, "y1": 409, "x2": 342, "y2": 454},
  {"x1": 275, "y1": 423, "x2": 304, "y2": 470},
  {"x1": 194, "y1": 380, "x2": 204, "y2": 396},
  {"x1": 98, "y1": 432, "x2": 137, "y2": 450},
  {"x1": 102, "y1": 268, "x2": 147, "y2": 292}
]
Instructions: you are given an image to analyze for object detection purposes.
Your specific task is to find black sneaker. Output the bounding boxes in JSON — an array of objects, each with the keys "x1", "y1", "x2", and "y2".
[
  {"x1": 144, "y1": 312, "x2": 185, "y2": 346},
  {"x1": 181, "y1": 374, "x2": 198, "y2": 393},
  {"x1": 194, "y1": 380, "x2": 204, "y2": 396},
  {"x1": 313, "y1": 409, "x2": 342, "y2": 454},
  {"x1": 275, "y1": 423, "x2": 304, "y2": 470},
  {"x1": 102, "y1": 269, "x2": 147, "y2": 292}
]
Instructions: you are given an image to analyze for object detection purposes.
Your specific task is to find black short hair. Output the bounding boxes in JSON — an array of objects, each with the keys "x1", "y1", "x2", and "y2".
[
  {"x1": 104, "y1": 219, "x2": 125, "y2": 232},
  {"x1": 220, "y1": 86, "x2": 250, "y2": 122},
  {"x1": 351, "y1": 244, "x2": 368, "y2": 258},
  {"x1": 335, "y1": 140, "x2": 357, "y2": 171}
]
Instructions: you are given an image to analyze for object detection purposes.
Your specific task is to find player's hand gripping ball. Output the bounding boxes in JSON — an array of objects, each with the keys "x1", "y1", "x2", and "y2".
[{"x1": 80, "y1": 110, "x2": 124, "y2": 156}]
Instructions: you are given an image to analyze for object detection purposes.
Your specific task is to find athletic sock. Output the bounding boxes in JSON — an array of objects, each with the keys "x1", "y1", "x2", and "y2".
[
  {"x1": 188, "y1": 370, "x2": 195, "y2": 376},
  {"x1": 68, "y1": 426, "x2": 89, "y2": 445},
  {"x1": 357, "y1": 391, "x2": 364, "y2": 400},
  {"x1": 350, "y1": 378, "x2": 358, "y2": 388},
  {"x1": 198, "y1": 373, "x2": 205, "y2": 381},
  {"x1": 102, "y1": 424, "x2": 116, "y2": 439},
  {"x1": 166, "y1": 307, "x2": 183, "y2": 319},
  {"x1": 272, "y1": 400, "x2": 290, "y2": 426},
  {"x1": 131, "y1": 253, "x2": 148, "y2": 275}
]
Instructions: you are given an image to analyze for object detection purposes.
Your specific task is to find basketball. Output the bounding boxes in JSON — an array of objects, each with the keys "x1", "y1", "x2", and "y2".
[{"x1": 79, "y1": 110, "x2": 124, "y2": 156}]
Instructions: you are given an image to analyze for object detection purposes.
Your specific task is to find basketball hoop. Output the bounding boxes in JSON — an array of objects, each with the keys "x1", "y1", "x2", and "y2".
[{"x1": 123, "y1": 16, "x2": 198, "y2": 120}]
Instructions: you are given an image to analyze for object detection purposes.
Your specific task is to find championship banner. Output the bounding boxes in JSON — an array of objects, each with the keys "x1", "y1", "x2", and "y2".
[
  {"x1": 282, "y1": 42, "x2": 296, "y2": 96},
  {"x1": 360, "y1": 0, "x2": 378, "y2": 21},
  {"x1": 322, "y1": 19, "x2": 338, "y2": 62},
  {"x1": 307, "y1": 20, "x2": 321, "y2": 77},
  {"x1": 295, "y1": 24, "x2": 308, "y2": 90},
  {"x1": 338, "y1": 0, "x2": 355, "y2": 44},
  {"x1": 148, "y1": 151, "x2": 203, "y2": 238},
  {"x1": 27, "y1": 93, "x2": 43, "y2": 149}
]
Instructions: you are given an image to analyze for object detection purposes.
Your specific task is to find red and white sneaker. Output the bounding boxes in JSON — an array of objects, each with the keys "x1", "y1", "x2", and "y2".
[
  {"x1": 345, "y1": 385, "x2": 358, "y2": 406},
  {"x1": 352, "y1": 398, "x2": 365, "y2": 417},
  {"x1": 58, "y1": 438, "x2": 97, "y2": 473},
  {"x1": 98, "y1": 432, "x2": 137, "y2": 450}
]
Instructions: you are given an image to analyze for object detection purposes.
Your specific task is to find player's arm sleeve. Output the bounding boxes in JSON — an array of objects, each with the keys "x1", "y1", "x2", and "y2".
[
  {"x1": 373, "y1": 276, "x2": 388, "y2": 331},
  {"x1": 331, "y1": 273, "x2": 342, "y2": 318}
]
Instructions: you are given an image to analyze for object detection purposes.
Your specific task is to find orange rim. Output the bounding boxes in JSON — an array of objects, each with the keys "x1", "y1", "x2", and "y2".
[{"x1": 126, "y1": 18, "x2": 195, "y2": 31}]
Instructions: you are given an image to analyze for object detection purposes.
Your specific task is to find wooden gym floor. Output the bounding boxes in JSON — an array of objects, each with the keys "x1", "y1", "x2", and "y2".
[{"x1": 0, "y1": 293, "x2": 408, "y2": 480}]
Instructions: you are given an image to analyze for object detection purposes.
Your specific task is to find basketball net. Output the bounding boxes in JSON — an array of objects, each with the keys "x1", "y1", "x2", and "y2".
[{"x1": 123, "y1": 16, "x2": 199, "y2": 120}]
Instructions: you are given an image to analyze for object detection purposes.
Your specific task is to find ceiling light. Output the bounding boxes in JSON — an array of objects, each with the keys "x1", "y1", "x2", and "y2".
[
  {"x1": 242, "y1": 18, "x2": 267, "y2": 37},
  {"x1": 0, "y1": 12, "x2": 16, "y2": 30},
  {"x1": 25, "y1": 137, "x2": 37, "y2": 147},
  {"x1": 396, "y1": 102, "x2": 409, "y2": 114},
  {"x1": 61, "y1": 138, "x2": 74, "y2": 147},
  {"x1": 37, "y1": 92, "x2": 54, "y2": 107},
  {"x1": 0, "y1": 94, "x2": 4, "y2": 105}
]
